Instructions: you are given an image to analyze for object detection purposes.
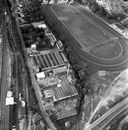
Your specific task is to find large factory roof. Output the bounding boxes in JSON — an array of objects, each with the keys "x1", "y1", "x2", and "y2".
[
  {"x1": 28, "y1": 49, "x2": 68, "y2": 71},
  {"x1": 52, "y1": 75, "x2": 78, "y2": 101},
  {"x1": 56, "y1": 106, "x2": 77, "y2": 120},
  {"x1": 38, "y1": 74, "x2": 78, "y2": 102}
]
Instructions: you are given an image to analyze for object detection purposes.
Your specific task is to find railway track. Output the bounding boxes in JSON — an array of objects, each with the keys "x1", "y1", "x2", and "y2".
[
  {"x1": 0, "y1": 13, "x2": 11, "y2": 130},
  {"x1": 0, "y1": 4, "x2": 5, "y2": 79},
  {"x1": 0, "y1": 1, "x2": 28, "y2": 130},
  {"x1": 0, "y1": 33, "x2": 3, "y2": 78}
]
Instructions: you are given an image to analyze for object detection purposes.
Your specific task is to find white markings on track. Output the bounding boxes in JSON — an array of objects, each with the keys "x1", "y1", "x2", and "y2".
[
  {"x1": 82, "y1": 37, "x2": 123, "y2": 61},
  {"x1": 70, "y1": 5, "x2": 124, "y2": 61}
]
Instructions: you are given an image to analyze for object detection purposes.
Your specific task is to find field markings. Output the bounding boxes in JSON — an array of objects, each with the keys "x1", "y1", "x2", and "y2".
[{"x1": 70, "y1": 6, "x2": 123, "y2": 61}]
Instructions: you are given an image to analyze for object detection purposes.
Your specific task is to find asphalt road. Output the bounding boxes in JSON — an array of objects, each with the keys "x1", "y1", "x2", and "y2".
[
  {"x1": 43, "y1": 3, "x2": 128, "y2": 71},
  {"x1": 0, "y1": 15, "x2": 11, "y2": 130}
]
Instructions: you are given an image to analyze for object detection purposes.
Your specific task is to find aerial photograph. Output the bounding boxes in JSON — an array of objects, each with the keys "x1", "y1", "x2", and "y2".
[{"x1": 1, "y1": 0, "x2": 128, "y2": 130}]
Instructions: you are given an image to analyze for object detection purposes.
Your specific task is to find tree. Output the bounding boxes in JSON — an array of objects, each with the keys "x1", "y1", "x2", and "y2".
[
  {"x1": 114, "y1": 95, "x2": 124, "y2": 103},
  {"x1": 124, "y1": 8, "x2": 128, "y2": 14},
  {"x1": 107, "y1": 99, "x2": 116, "y2": 109},
  {"x1": 98, "y1": 6, "x2": 107, "y2": 17},
  {"x1": 82, "y1": 0, "x2": 89, "y2": 5},
  {"x1": 121, "y1": 123, "x2": 128, "y2": 130},
  {"x1": 21, "y1": 0, "x2": 42, "y2": 22},
  {"x1": 90, "y1": 2, "x2": 99, "y2": 13},
  {"x1": 105, "y1": 13, "x2": 113, "y2": 19}
]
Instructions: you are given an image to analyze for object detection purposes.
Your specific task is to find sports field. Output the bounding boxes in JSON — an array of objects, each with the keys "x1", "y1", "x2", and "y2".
[{"x1": 43, "y1": 3, "x2": 128, "y2": 70}]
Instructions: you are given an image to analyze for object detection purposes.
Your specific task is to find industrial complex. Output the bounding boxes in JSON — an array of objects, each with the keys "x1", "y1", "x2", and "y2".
[{"x1": 20, "y1": 21, "x2": 79, "y2": 126}]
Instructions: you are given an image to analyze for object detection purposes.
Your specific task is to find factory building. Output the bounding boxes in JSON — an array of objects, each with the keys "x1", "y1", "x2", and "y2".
[
  {"x1": 27, "y1": 45, "x2": 78, "y2": 121},
  {"x1": 27, "y1": 48, "x2": 68, "y2": 72},
  {"x1": 24, "y1": 21, "x2": 78, "y2": 122}
]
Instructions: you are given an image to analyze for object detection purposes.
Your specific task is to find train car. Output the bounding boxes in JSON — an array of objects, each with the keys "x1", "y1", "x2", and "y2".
[{"x1": 6, "y1": 91, "x2": 15, "y2": 105}]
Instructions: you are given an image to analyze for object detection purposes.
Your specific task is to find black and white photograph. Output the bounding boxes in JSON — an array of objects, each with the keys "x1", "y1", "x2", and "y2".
[{"x1": 1, "y1": 0, "x2": 128, "y2": 130}]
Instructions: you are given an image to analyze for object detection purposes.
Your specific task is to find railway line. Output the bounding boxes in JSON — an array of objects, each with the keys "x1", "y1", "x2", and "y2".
[
  {"x1": 84, "y1": 98, "x2": 128, "y2": 130},
  {"x1": 0, "y1": 33, "x2": 3, "y2": 78},
  {"x1": 0, "y1": 0, "x2": 33, "y2": 129},
  {"x1": 0, "y1": 0, "x2": 18, "y2": 129},
  {"x1": 0, "y1": 4, "x2": 5, "y2": 79},
  {"x1": 0, "y1": 12, "x2": 11, "y2": 130}
]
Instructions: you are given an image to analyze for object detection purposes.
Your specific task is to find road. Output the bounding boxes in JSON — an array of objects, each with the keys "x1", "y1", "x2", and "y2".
[
  {"x1": 43, "y1": 3, "x2": 128, "y2": 71},
  {"x1": 0, "y1": 12, "x2": 12, "y2": 130},
  {"x1": 84, "y1": 97, "x2": 128, "y2": 130}
]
